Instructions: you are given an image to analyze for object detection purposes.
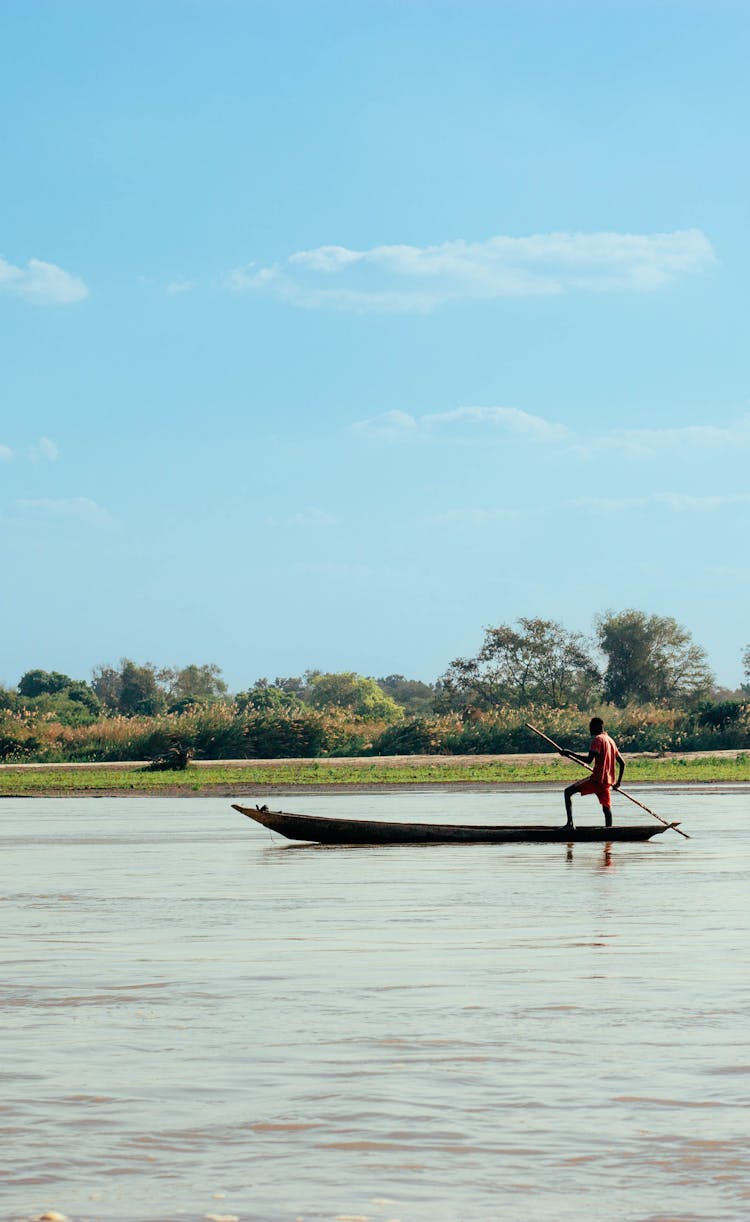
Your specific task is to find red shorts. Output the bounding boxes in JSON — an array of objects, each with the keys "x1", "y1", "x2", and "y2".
[{"x1": 578, "y1": 778, "x2": 611, "y2": 807}]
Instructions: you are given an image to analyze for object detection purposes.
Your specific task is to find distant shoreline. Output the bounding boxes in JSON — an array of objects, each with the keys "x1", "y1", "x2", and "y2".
[{"x1": 0, "y1": 750, "x2": 746, "y2": 797}]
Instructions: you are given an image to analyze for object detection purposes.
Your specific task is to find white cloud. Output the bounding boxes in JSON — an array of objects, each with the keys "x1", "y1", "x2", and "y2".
[
  {"x1": 430, "y1": 491, "x2": 750, "y2": 527},
  {"x1": 350, "y1": 410, "x2": 420, "y2": 441},
  {"x1": 0, "y1": 437, "x2": 60, "y2": 462},
  {"x1": 27, "y1": 436, "x2": 59, "y2": 462},
  {"x1": 16, "y1": 497, "x2": 112, "y2": 524},
  {"x1": 431, "y1": 506, "x2": 528, "y2": 526},
  {"x1": 0, "y1": 256, "x2": 88, "y2": 305},
  {"x1": 291, "y1": 507, "x2": 336, "y2": 528},
  {"x1": 351, "y1": 405, "x2": 568, "y2": 443},
  {"x1": 352, "y1": 403, "x2": 750, "y2": 471},
  {"x1": 423, "y1": 406, "x2": 570, "y2": 442},
  {"x1": 570, "y1": 414, "x2": 750, "y2": 459},
  {"x1": 166, "y1": 279, "x2": 197, "y2": 296},
  {"x1": 225, "y1": 229, "x2": 715, "y2": 312}
]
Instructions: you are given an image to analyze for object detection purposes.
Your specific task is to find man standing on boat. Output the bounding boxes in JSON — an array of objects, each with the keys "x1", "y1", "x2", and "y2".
[{"x1": 560, "y1": 717, "x2": 625, "y2": 829}]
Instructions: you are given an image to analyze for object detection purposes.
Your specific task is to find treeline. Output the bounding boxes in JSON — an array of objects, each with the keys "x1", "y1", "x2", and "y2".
[
  {"x1": 1, "y1": 610, "x2": 748, "y2": 763},
  {"x1": 0, "y1": 662, "x2": 433, "y2": 725}
]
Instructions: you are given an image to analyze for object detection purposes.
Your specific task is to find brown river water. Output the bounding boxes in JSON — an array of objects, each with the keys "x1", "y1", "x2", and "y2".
[{"x1": 2, "y1": 787, "x2": 749, "y2": 1222}]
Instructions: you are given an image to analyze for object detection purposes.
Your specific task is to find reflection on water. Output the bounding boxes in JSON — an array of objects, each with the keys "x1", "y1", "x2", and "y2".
[{"x1": 1, "y1": 787, "x2": 749, "y2": 1222}]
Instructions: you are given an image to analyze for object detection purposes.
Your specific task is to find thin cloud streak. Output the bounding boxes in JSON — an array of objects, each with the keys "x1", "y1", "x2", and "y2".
[
  {"x1": 351, "y1": 405, "x2": 568, "y2": 443},
  {"x1": 15, "y1": 497, "x2": 112, "y2": 524},
  {"x1": 431, "y1": 506, "x2": 531, "y2": 526},
  {"x1": 571, "y1": 415, "x2": 750, "y2": 458},
  {"x1": 225, "y1": 229, "x2": 715, "y2": 312},
  {"x1": 0, "y1": 256, "x2": 88, "y2": 305},
  {"x1": 166, "y1": 279, "x2": 197, "y2": 296},
  {"x1": 430, "y1": 492, "x2": 750, "y2": 526},
  {"x1": 349, "y1": 410, "x2": 419, "y2": 441},
  {"x1": 27, "y1": 436, "x2": 59, "y2": 462},
  {"x1": 0, "y1": 437, "x2": 60, "y2": 463},
  {"x1": 423, "y1": 406, "x2": 570, "y2": 442},
  {"x1": 352, "y1": 404, "x2": 750, "y2": 461}
]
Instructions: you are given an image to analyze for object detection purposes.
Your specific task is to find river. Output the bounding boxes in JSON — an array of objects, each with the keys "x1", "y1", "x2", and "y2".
[{"x1": 2, "y1": 787, "x2": 749, "y2": 1221}]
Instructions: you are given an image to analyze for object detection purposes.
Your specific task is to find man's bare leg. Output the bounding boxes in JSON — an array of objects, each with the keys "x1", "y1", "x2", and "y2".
[
  {"x1": 564, "y1": 780, "x2": 585, "y2": 828},
  {"x1": 602, "y1": 804, "x2": 613, "y2": 829}
]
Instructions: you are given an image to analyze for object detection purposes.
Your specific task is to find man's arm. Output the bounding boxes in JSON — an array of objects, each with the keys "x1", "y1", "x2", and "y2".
[
  {"x1": 613, "y1": 751, "x2": 625, "y2": 790},
  {"x1": 559, "y1": 747, "x2": 596, "y2": 766}
]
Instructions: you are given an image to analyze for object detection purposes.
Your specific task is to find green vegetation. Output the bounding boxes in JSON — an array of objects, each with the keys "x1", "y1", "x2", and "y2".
[
  {"x1": 0, "y1": 753, "x2": 747, "y2": 796},
  {"x1": 0, "y1": 700, "x2": 749, "y2": 767},
  {"x1": 596, "y1": 610, "x2": 714, "y2": 705},
  {"x1": 438, "y1": 617, "x2": 600, "y2": 709},
  {"x1": 437, "y1": 611, "x2": 717, "y2": 711},
  {"x1": 92, "y1": 660, "x2": 227, "y2": 716},
  {"x1": 306, "y1": 671, "x2": 402, "y2": 720},
  {"x1": 1, "y1": 613, "x2": 748, "y2": 768}
]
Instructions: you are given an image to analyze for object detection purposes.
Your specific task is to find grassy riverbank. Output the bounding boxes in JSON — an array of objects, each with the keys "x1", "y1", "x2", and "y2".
[{"x1": 0, "y1": 753, "x2": 747, "y2": 796}]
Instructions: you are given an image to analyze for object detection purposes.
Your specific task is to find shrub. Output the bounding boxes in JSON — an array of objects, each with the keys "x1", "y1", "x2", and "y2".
[
  {"x1": 143, "y1": 729, "x2": 194, "y2": 770},
  {"x1": 0, "y1": 732, "x2": 38, "y2": 761},
  {"x1": 244, "y1": 711, "x2": 328, "y2": 758},
  {"x1": 1, "y1": 699, "x2": 748, "y2": 763},
  {"x1": 370, "y1": 718, "x2": 449, "y2": 755}
]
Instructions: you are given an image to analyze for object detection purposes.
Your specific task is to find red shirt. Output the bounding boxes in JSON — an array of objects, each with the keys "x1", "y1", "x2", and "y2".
[{"x1": 590, "y1": 732, "x2": 619, "y2": 786}]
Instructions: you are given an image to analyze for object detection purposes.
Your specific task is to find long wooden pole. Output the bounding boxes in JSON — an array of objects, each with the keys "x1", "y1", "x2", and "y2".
[{"x1": 524, "y1": 721, "x2": 690, "y2": 840}]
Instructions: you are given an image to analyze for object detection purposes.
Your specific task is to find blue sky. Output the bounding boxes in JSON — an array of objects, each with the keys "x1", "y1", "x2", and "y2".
[{"x1": 1, "y1": 0, "x2": 748, "y2": 690}]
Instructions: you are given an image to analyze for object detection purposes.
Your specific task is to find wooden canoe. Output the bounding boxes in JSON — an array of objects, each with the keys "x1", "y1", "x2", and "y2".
[{"x1": 232, "y1": 804, "x2": 673, "y2": 845}]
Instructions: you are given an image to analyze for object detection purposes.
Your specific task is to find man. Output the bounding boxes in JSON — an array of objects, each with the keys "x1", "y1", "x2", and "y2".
[{"x1": 560, "y1": 717, "x2": 624, "y2": 829}]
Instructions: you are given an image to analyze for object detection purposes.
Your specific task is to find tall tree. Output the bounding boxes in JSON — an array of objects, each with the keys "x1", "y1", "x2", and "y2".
[
  {"x1": 91, "y1": 665, "x2": 124, "y2": 711},
  {"x1": 92, "y1": 660, "x2": 166, "y2": 716},
  {"x1": 306, "y1": 672, "x2": 402, "y2": 721},
  {"x1": 18, "y1": 669, "x2": 75, "y2": 698},
  {"x1": 18, "y1": 670, "x2": 101, "y2": 718},
  {"x1": 163, "y1": 663, "x2": 228, "y2": 706},
  {"x1": 118, "y1": 660, "x2": 166, "y2": 716},
  {"x1": 596, "y1": 609, "x2": 714, "y2": 706},
  {"x1": 377, "y1": 675, "x2": 435, "y2": 715},
  {"x1": 438, "y1": 617, "x2": 600, "y2": 710},
  {"x1": 236, "y1": 679, "x2": 302, "y2": 712}
]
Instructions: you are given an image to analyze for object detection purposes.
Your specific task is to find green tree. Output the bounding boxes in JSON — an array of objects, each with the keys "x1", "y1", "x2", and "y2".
[
  {"x1": 28, "y1": 691, "x2": 101, "y2": 725},
  {"x1": 274, "y1": 676, "x2": 308, "y2": 698},
  {"x1": 18, "y1": 669, "x2": 75, "y2": 698},
  {"x1": 65, "y1": 681, "x2": 102, "y2": 715},
  {"x1": 91, "y1": 665, "x2": 124, "y2": 712},
  {"x1": 596, "y1": 609, "x2": 714, "y2": 706},
  {"x1": 306, "y1": 672, "x2": 402, "y2": 721},
  {"x1": 236, "y1": 679, "x2": 302, "y2": 712},
  {"x1": 119, "y1": 660, "x2": 166, "y2": 716},
  {"x1": 17, "y1": 671, "x2": 101, "y2": 722},
  {"x1": 164, "y1": 663, "x2": 228, "y2": 707},
  {"x1": 376, "y1": 674, "x2": 435, "y2": 715},
  {"x1": 92, "y1": 660, "x2": 167, "y2": 717},
  {"x1": 437, "y1": 617, "x2": 600, "y2": 710},
  {"x1": 94, "y1": 659, "x2": 228, "y2": 715}
]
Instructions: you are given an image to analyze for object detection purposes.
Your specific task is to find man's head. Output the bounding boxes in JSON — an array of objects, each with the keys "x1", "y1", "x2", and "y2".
[{"x1": 589, "y1": 716, "x2": 604, "y2": 735}]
